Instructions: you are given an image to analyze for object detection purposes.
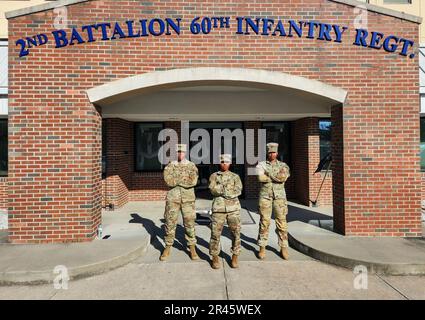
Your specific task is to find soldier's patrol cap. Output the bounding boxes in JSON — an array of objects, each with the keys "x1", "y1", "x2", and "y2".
[
  {"x1": 176, "y1": 144, "x2": 187, "y2": 152},
  {"x1": 266, "y1": 142, "x2": 279, "y2": 153},
  {"x1": 219, "y1": 154, "x2": 232, "y2": 163}
]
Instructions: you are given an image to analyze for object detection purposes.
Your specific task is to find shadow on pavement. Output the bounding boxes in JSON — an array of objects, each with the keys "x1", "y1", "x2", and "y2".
[
  {"x1": 129, "y1": 213, "x2": 210, "y2": 262},
  {"x1": 286, "y1": 205, "x2": 333, "y2": 224},
  {"x1": 222, "y1": 227, "x2": 258, "y2": 256},
  {"x1": 241, "y1": 200, "x2": 333, "y2": 224}
]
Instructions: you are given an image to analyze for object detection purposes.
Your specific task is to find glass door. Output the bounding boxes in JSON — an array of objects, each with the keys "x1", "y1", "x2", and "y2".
[{"x1": 189, "y1": 122, "x2": 245, "y2": 199}]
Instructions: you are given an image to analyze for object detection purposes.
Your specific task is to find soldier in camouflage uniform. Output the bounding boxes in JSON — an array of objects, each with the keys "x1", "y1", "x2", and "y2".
[
  {"x1": 256, "y1": 142, "x2": 291, "y2": 260},
  {"x1": 160, "y1": 144, "x2": 200, "y2": 261},
  {"x1": 209, "y1": 154, "x2": 243, "y2": 269}
]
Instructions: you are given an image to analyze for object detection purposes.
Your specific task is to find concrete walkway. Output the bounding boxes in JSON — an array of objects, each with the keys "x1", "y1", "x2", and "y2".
[
  {"x1": 289, "y1": 221, "x2": 425, "y2": 275},
  {"x1": 0, "y1": 201, "x2": 425, "y2": 299},
  {"x1": 0, "y1": 213, "x2": 150, "y2": 285}
]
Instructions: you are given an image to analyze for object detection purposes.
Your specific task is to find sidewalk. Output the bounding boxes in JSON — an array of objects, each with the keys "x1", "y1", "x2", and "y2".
[
  {"x1": 0, "y1": 199, "x2": 424, "y2": 288},
  {"x1": 1, "y1": 200, "x2": 425, "y2": 299},
  {"x1": 289, "y1": 221, "x2": 425, "y2": 275},
  {"x1": 0, "y1": 213, "x2": 150, "y2": 285}
]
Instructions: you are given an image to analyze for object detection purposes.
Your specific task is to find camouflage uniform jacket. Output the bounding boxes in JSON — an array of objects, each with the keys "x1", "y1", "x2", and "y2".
[
  {"x1": 164, "y1": 159, "x2": 198, "y2": 203},
  {"x1": 256, "y1": 160, "x2": 290, "y2": 200},
  {"x1": 209, "y1": 170, "x2": 243, "y2": 213}
]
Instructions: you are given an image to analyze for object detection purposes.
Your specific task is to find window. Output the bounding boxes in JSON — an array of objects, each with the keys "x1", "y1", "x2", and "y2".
[
  {"x1": 135, "y1": 123, "x2": 164, "y2": 171},
  {"x1": 0, "y1": 41, "x2": 7, "y2": 96},
  {"x1": 421, "y1": 117, "x2": 425, "y2": 171},
  {"x1": 319, "y1": 119, "x2": 332, "y2": 161},
  {"x1": 0, "y1": 41, "x2": 8, "y2": 117},
  {"x1": 262, "y1": 122, "x2": 291, "y2": 165},
  {"x1": 383, "y1": 0, "x2": 411, "y2": 4},
  {"x1": 0, "y1": 119, "x2": 7, "y2": 177}
]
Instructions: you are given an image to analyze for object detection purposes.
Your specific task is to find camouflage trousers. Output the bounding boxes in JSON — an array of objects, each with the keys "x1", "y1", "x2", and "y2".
[
  {"x1": 257, "y1": 198, "x2": 289, "y2": 248},
  {"x1": 164, "y1": 200, "x2": 197, "y2": 247},
  {"x1": 209, "y1": 210, "x2": 241, "y2": 256}
]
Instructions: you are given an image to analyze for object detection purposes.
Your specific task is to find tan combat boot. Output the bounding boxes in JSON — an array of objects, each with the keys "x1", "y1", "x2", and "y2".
[
  {"x1": 258, "y1": 246, "x2": 266, "y2": 260},
  {"x1": 160, "y1": 245, "x2": 171, "y2": 261},
  {"x1": 281, "y1": 247, "x2": 289, "y2": 260},
  {"x1": 189, "y1": 245, "x2": 200, "y2": 260},
  {"x1": 231, "y1": 254, "x2": 239, "y2": 268},
  {"x1": 211, "y1": 255, "x2": 220, "y2": 269}
]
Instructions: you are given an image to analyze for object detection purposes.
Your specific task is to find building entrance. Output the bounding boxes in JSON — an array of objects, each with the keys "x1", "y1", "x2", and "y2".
[
  {"x1": 189, "y1": 122, "x2": 245, "y2": 199},
  {"x1": 188, "y1": 121, "x2": 292, "y2": 199}
]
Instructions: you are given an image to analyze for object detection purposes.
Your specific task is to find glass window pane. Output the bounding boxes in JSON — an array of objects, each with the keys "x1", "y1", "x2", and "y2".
[
  {"x1": 0, "y1": 41, "x2": 7, "y2": 95},
  {"x1": 135, "y1": 123, "x2": 164, "y2": 171},
  {"x1": 0, "y1": 119, "x2": 7, "y2": 176},
  {"x1": 262, "y1": 122, "x2": 291, "y2": 164},
  {"x1": 319, "y1": 119, "x2": 332, "y2": 163},
  {"x1": 383, "y1": 0, "x2": 411, "y2": 4}
]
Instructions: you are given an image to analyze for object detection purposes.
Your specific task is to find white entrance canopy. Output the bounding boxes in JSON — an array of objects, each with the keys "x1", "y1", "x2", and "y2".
[{"x1": 87, "y1": 67, "x2": 348, "y2": 121}]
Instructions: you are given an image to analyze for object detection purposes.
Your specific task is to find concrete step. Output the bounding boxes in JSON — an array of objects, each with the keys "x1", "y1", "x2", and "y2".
[
  {"x1": 288, "y1": 221, "x2": 425, "y2": 276},
  {"x1": 0, "y1": 224, "x2": 149, "y2": 286}
]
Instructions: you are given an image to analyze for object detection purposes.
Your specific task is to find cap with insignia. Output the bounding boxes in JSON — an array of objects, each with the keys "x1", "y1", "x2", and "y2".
[
  {"x1": 220, "y1": 154, "x2": 232, "y2": 163},
  {"x1": 266, "y1": 142, "x2": 279, "y2": 153},
  {"x1": 176, "y1": 144, "x2": 187, "y2": 152}
]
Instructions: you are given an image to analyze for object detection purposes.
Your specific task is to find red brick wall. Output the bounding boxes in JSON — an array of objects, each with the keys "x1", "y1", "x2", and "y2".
[
  {"x1": 291, "y1": 117, "x2": 333, "y2": 207},
  {"x1": 102, "y1": 118, "x2": 131, "y2": 208},
  {"x1": 0, "y1": 177, "x2": 7, "y2": 210},
  {"x1": 304, "y1": 118, "x2": 333, "y2": 206},
  {"x1": 331, "y1": 104, "x2": 345, "y2": 234},
  {"x1": 292, "y1": 118, "x2": 312, "y2": 206},
  {"x1": 7, "y1": 0, "x2": 422, "y2": 242}
]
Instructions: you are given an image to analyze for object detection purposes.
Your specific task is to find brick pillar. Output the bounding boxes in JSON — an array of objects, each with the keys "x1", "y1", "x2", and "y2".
[
  {"x1": 331, "y1": 105, "x2": 345, "y2": 234},
  {"x1": 338, "y1": 96, "x2": 422, "y2": 236},
  {"x1": 291, "y1": 118, "x2": 316, "y2": 206},
  {"x1": 102, "y1": 118, "x2": 132, "y2": 209},
  {"x1": 8, "y1": 99, "x2": 102, "y2": 244}
]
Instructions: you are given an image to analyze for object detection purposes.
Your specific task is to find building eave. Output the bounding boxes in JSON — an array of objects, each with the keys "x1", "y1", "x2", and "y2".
[{"x1": 330, "y1": 0, "x2": 422, "y2": 24}]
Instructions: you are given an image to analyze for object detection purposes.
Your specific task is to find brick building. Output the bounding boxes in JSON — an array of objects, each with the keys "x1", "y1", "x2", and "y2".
[{"x1": 1, "y1": 0, "x2": 424, "y2": 243}]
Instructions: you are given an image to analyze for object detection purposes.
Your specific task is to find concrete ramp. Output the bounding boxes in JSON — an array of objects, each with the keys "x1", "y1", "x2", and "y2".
[
  {"x1": 288, "y1": 221, "x2": 425, "y2": 275},
  {"x1": 0, "y1": 222, "x2": 149, "y2": 286}
]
